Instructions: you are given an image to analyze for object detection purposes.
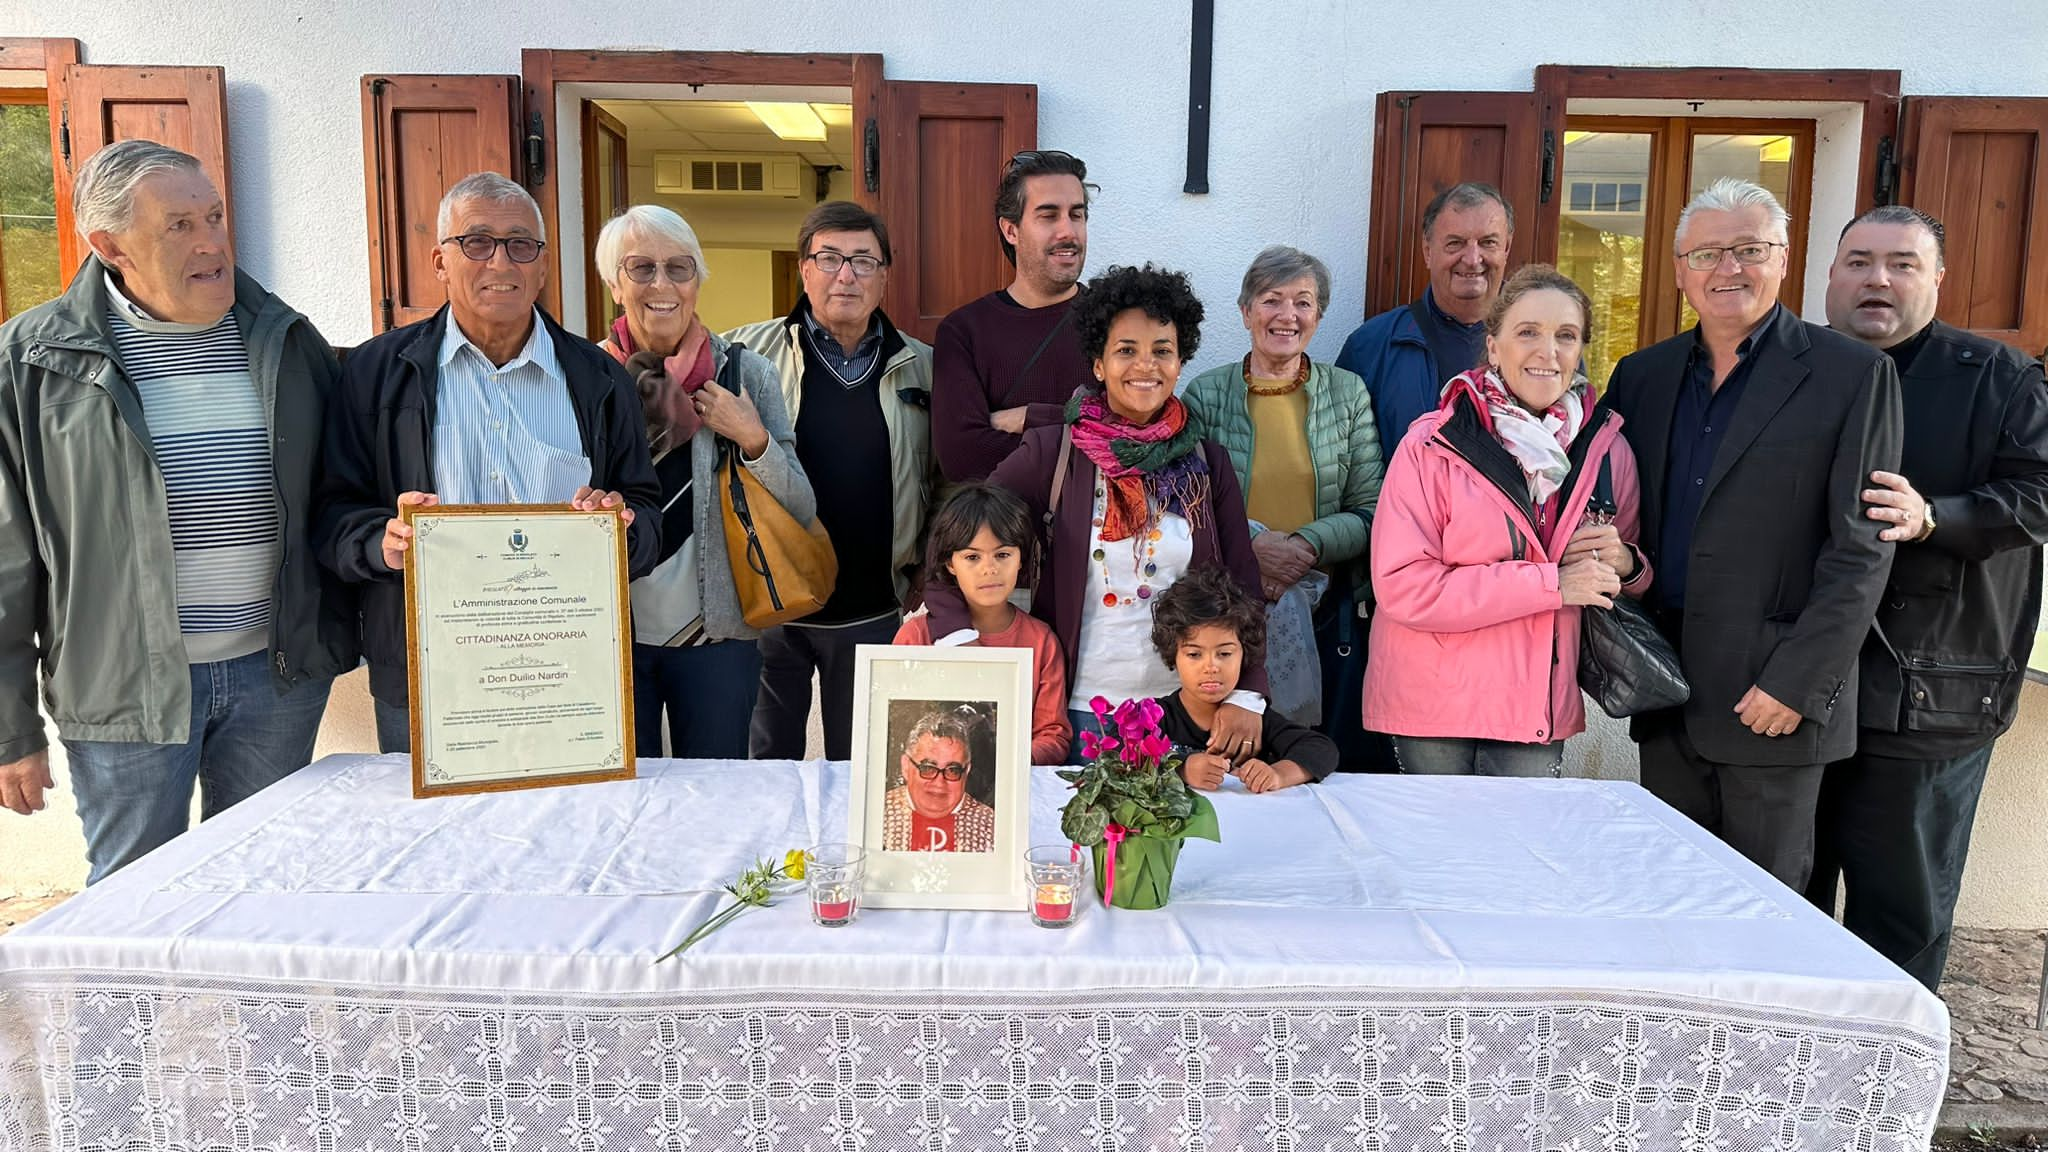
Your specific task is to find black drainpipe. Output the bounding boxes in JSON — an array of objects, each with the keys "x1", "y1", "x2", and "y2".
[{"x1": 1184, "y1": 0, "x2": 1214, "y2": 194}]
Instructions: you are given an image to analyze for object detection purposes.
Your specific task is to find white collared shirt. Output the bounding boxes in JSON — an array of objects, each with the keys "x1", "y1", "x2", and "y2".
[{"x1": 432, "y1": 310, "x2": 589, "y2": 504}]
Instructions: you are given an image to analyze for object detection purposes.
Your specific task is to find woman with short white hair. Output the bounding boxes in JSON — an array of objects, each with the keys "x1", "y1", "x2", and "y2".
[{"x1": 595, "y1": 205, "x2": 817, "y2": 759}]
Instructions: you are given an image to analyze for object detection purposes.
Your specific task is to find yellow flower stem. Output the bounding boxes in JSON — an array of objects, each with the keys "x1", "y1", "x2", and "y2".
[{"x1": 656, "y1": 860, "x2": 798, "y2": 963}]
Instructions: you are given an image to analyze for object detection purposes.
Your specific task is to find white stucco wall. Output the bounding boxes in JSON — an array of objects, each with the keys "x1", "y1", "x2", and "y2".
[{"x1": 11, "y1": 0, "x2": 2046, "y2": 357}]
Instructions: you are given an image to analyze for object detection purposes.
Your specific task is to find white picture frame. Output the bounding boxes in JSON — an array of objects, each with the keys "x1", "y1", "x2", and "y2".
[{"x1": 849, "y1": 644, "x2": 1033, "y2": 910}]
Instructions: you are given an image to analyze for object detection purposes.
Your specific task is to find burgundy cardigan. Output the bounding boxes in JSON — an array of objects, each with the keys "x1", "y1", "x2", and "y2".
[{"x1": 926, "y1": 423, "x2": 1268, "y2": 695}]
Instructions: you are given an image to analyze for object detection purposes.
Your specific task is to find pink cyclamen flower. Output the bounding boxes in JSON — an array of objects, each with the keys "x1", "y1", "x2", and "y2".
[
  {"x1": 1089, "y1": 696, "x2": 1114, "y2": 724},
  {"x1": 1078, "y1": 729, "x2": 1120, "y2": 761}
]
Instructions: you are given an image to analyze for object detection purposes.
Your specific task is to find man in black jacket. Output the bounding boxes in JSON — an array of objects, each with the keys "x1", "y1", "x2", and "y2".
[
  {"x1": 315, "y1": 173, "x2": 660, "y2": 753},
  {"x1": 1605, "y1": 178, "x2": 1902, "y2": 890},
  {"x1": 1806, "y1": 206, "x2": 2048, "y2": 989}
]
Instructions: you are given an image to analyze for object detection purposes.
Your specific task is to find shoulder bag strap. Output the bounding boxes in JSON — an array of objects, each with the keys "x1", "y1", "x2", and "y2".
[
  {"x1": 997, "y1": 305, "x2": 1075, "y2": 410},
  {"x1": 1029, "y1": 428, "x2": 1075, "y2": 594}
]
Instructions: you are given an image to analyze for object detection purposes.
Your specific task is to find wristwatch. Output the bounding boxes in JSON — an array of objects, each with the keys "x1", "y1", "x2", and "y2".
[{"x1": 1916, "y1": 502, "x2": 1938, "y2": 542}]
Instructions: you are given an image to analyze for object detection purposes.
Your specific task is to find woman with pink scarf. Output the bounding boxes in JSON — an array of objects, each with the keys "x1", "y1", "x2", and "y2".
[
  {"x1": 919, "y1": 264, "x2": 1269, "y2": 765},
  {"x1": 1364, "y1": 265, "x2": 1653, "y2": 776},
  {"x1": 595, "y1": 205, "x2": 815, "y2": 760}
]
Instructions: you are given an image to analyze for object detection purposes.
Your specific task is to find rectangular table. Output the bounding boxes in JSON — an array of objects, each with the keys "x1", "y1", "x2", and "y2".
[{"x1": 0, "y1": 755, "x2": 1947, "y2": 1151}]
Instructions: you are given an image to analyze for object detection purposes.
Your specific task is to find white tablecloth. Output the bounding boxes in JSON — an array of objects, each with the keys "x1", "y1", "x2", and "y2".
[{"x1": 0, "y1": 755, "x2": 1947, "y2": 1151}]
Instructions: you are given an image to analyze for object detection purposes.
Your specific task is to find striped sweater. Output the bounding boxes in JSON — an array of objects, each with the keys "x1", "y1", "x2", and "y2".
[{"x1": 105, "y1": 277, "x2": 279, "y2": 663}]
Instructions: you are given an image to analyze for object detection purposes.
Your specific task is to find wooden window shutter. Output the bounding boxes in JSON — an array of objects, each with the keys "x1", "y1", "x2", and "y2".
[
  {"x1": 1366, "y1": 91, "x2": 1540, "y2": 318},
  {"x1": 52, "y1": 64, "x2": 231, "y2": 284},
  {"x1": 1899, "y1": 96, "x2": 2048, "y2": 355},
  {"x1": 360, "y1": 74, "x2": 519, "y2": 333},
  {"x1": 876, "y1": 81, "x2": 1036, "y2": 344}
]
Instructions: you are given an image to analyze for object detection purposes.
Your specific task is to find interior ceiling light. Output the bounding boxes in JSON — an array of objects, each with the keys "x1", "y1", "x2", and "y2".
[{"x1": 747, "y1": 101, "x2": 828, "y2": 142}]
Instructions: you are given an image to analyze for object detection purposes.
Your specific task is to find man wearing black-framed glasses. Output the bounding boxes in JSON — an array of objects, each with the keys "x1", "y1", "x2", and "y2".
[
  {"x1": 315, "y1": 171, "x2": 662, "y2": 753},
  {"x1": 933, "y1": 149, "x2": 1097, "y2": 484},
  {"x1": 726, "y1": 201, "x2": 935, "y2": 763},
  {"x1": 1604, "y1": 177, "x2": 1903, "y2": 893},
  {"x1": 880, "y1": 709, "x2": 996, "y2": 853}
]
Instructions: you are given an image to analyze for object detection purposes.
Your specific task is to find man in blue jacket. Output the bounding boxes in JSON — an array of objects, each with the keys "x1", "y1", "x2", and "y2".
[{"x1": 1335, "y1": 182, "x2": 1513, "y2": 448}]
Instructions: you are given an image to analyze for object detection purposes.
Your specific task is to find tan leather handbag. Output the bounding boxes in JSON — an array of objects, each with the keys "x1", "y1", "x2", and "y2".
[{"x1": 716, "y1": 344, "x2": 838, "y2": 628}]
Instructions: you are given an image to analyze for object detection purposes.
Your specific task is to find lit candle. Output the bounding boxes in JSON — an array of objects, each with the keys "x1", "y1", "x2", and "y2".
[
  {"x1": 1034, "y1": 882, "x2": 1074, "y2": 923},
  {"x1": 814, "y1": 885, "x2": 854, "y2": 924}
]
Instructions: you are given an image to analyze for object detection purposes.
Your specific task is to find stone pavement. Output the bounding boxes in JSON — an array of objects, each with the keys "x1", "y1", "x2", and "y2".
[{"x1": 1944, "y1": 927, "x2": 2048, "y2": 1136}]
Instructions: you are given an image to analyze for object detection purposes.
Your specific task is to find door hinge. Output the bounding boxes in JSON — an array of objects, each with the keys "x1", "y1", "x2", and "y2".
[
  {"x1": 1540, "y1": 129, "x2": 1556, "y2": 205},
  {"x1": 58, "y1": 105, "x2": 71, "y2": 169},
  {"x1": 379, "y1": 297, "x2": 394, "y2": 332},
  {"x1": 524, "y1": 110, "x2": 546, "y2": 186},
  {"x1": 863, "y1": 118, "x2": 879, "y2": 194},
  {"x1": 1874, "y1": 135, "x2": 1897, "y2": 206}
]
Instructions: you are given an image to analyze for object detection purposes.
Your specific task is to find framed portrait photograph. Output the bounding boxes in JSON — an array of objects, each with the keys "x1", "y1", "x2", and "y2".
[{"x1": 849, "y1": 644, "x2": 1032, "y2": 910}]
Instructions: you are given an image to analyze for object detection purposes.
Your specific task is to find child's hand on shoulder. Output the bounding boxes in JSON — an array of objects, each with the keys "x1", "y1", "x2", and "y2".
[
  {"x1": 1239, "y1": 759, "x2": 1312, "y2": 793},
  {"x1": 1181, "y1": 751, "x2": 1230, "y2": 791}
]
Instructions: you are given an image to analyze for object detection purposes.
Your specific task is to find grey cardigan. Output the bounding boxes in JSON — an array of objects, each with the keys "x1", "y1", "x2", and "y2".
[{"x1": 631, "y1": 334, "x2": 817, "y2": 643}]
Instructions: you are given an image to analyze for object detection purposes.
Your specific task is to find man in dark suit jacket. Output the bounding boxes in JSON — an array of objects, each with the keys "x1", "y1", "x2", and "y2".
[
  {"x1": 1807, "y1": 206, "x2": 2048, "y2": 989},
  {"x1": 1604, "y1": 178, "x2": 1902, "y2": 890}
]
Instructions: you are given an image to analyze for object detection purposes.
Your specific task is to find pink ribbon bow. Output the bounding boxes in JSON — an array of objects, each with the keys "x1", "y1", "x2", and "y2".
[{"x1": 1100, "y1": 823, "x2": 1128, "y2": 906}]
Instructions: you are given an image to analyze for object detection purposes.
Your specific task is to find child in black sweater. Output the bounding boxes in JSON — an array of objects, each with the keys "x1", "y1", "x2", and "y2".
[{"x1": 1150, "y1": 566, "x2": 1338, "y2": 793}]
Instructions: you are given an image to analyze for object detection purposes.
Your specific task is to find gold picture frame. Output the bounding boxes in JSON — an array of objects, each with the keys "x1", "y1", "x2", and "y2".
[{"x1": 402, "y1": 503, "x2": 635, "y2": 798}]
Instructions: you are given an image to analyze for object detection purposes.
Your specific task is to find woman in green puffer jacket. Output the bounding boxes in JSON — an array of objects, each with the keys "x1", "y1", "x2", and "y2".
[{"x1": 1182, "y1": 245, "x2": 1386, "y2": 765}]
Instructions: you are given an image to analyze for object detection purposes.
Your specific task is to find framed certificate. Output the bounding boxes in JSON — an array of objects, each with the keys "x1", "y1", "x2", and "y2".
[{"x1": 403, "y1": 503, "x2": 635, "y2": 797}]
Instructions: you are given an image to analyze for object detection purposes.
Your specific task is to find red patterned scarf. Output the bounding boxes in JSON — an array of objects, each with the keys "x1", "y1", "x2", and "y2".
[{"x1": 1065, "y1": 392, "x2": 1209, "y2": 542}]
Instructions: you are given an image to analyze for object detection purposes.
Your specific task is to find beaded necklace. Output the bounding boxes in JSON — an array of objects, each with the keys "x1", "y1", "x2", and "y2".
[
  {"x1": 1242, "y1": 353, "x2": 1310, "y2": 397},
  {"x1": 1092, "y1": 481, "x2": 1163, "y2": 607}
]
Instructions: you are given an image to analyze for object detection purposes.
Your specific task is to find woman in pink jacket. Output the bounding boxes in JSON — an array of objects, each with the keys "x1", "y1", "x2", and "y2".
[{"x1": 1364, "y1": 265, "x2": 1652, "y2": 776}]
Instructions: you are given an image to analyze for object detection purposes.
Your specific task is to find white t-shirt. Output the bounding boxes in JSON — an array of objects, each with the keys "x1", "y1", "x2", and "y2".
[{"x1": 1069, "y1": 479, "x2": 1195, "y2": 707}]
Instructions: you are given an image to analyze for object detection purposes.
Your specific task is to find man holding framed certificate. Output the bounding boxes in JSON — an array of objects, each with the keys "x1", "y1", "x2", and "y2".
[{"x1": 315, "y1": 173, "x2": 661, "y2": 760}]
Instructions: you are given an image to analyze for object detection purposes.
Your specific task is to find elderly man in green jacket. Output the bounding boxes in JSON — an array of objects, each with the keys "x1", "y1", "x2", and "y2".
[{"x1": 0, "y1": 141, "x2": 357, "y2": 883}]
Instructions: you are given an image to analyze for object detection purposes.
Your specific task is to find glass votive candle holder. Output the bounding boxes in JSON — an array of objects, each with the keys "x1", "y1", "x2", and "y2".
[
  {"x1": 1024, "y1": 845, "x2": 1086, "y2": 929},
  {"x1": 804, "y1": 843, "x2": 866, "y2": 928}
]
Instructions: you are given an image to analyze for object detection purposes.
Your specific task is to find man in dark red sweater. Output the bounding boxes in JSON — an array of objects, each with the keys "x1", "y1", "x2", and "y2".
[{"x1": 933, "y1": 150, "x2": 1097, "y2": 483}]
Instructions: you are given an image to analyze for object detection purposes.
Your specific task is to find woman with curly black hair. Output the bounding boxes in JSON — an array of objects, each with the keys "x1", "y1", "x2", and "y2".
[{"x1": 923, "y1": 264, "x2": 1268, "y2": 764}]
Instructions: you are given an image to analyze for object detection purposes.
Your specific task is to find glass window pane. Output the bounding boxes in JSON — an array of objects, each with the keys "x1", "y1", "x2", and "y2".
[
  {"x1": 1556, "y1": 130, "x2": 1652, "y2": 393},
  {"x1": 0, "y1": 102, "x2": 59, "y2": 324},
  {"x1": 1618, "y1": 183, "x2": 1642, "y2": 213}
]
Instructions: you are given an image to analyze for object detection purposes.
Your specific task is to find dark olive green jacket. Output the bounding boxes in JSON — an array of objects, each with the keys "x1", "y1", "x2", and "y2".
[{"x1": 0, "y1": 259, "x2": 358, "y2": 761}]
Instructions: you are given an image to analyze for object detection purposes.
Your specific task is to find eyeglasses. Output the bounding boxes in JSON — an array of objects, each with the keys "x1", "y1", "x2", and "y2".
[
  {"x1": 442, "y1": 233, "x2": 546, "y2": 264},
  {"x1": 1680, "y1": 241, "x2": 1784, "y2": 271},
  {"x1": 1006, "y1": 148, "x2": 1078, "y2": 172},
  {"x1": 806, "y1": 250, "x2": 885, "y2": 279},
  {"x1": 911, "y1": 760, "x2": 968, "y2": 782},
  {"x1": 620, "y1": 256, "x2": 698, "y2": 285}
]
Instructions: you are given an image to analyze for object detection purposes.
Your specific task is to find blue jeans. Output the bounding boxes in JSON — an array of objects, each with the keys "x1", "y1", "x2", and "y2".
[
  {"x1": 374, "y1": 697, "x2": 411, "y2": 754},
  {"x1": 64, "y1": 650, "x2": 332, "y2": 885},
  {"x1": 1067, "y1": 707, "x2": 1108, "y2": 765},
  {"x1": 1394, "y1": 735, "x2": 1563, "y2": 778},
  {"x1": 633, "y1": 639, "x2": 762, "y2": 759}
]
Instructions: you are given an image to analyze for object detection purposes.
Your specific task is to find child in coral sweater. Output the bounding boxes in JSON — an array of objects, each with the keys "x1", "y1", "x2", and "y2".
[{"x1": 895, "y1": 484, "x2": 1071, "y2": 763}]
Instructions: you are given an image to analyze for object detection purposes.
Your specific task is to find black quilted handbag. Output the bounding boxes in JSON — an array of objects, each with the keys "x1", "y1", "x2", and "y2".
[{"x1": 1577, "y1": 455, "x2": 1690, "y2": 718}]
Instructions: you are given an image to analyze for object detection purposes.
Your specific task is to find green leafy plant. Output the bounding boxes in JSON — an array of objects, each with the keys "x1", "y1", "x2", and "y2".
[{"x1": 1056, "y1": 696, "x2": 1219, "y2": 909}]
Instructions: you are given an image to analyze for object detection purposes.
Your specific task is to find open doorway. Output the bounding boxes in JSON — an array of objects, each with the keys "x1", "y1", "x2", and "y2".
[{"x1": 573, "y1": 88, "x2": 856, "y2": 341}]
